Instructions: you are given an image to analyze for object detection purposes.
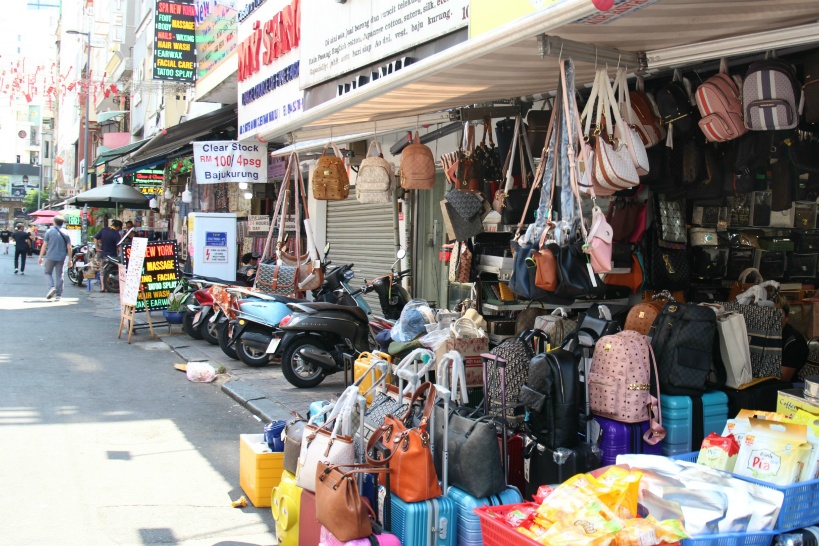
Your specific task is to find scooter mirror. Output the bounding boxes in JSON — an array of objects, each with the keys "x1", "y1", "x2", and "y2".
[{"x1": 395, "y1": 248, "x2": 406, "y2": 260}]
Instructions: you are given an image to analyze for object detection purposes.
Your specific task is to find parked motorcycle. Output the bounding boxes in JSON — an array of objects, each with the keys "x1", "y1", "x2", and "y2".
[
  {"x1": 66, "y1": 244, "x2": 89, "y2": 287},
  {"x1": 277, "y1": 249, "x2": 411, "y2": 388}
]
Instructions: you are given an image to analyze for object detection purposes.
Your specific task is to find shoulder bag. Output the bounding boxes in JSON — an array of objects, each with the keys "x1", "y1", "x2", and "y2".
[
  {"x1": 614, "y1": 68, "x2": 650, "y2": 175},
  {"x1": 312, "y1": 142, "x2": 350, "y2": 201},
  {"x1": 493, "y1": 116, "x2": 540, "y2": 226},
  {"x1": 283, "y1": 413, "x2": 308, "y2": 475},
  {"x1": 630, "y1": 76, "x2": 666, "y2": 148},
  {"x1": 533, "y1": 307, "x2": 577, "y2": 348},
  {"x1": 315, "y1": 462, "x2": 390, "y2": 542}
]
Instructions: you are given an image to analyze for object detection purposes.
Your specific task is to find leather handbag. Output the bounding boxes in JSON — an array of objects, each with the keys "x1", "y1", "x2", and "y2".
[
  {"x1": 448, "y1": 241, "x2": 472, "y2": 284},
  {"x1": 605, "y1": 252, "x2": 644, "y2": 294},
  {"x1": 530, "y1": 243, "x2": 559, "y2": 292},
  {"x1": 587, "y1": 206, "x2": 614, "y2": 273},
  {"x1": 296, "y1": 392, "x2": 357, "y2": 493},
  {"x1": 607, "y1": 198, "x2": 640, "y2": 243},
  {"x1": 283, "y1": 414, "x2": 308, "y2": 475},
  {"x1": 315, "y1": 463, "x2": 390, "y2": 542},
  {"x1": 614, "y1": 69, "x2": 650, "y2": 175},
  {"x1": 312, "y1": 142, "x2": 350, "y2": 201},
  {"x1": 356, "y1": 140, "x2": 394, "y2": 204},
  {"x1": 474, "y1": 118, "x2": 503, "y2": 188},
  {"x1": 630, "y1": 76, "x2": 666, "y2": 148},
  {"x1": 645, "y1": 229, "x2": 691, "y2": 291},
  {"x1": 494, "y1": 116, "x2": 540, "y2": 226},
  {"x1": 400, "y1": 131, "x2": 436, "y2": 190},
  {"x1": 365, "y1": 382, "x2": 443, "y2": 503},
  {"x1": 728, "y1": 267, "x2": 763, "y2": 301},
  {"x1": 454, "y1": 124, "x2": 481, "y2": 191},
  {"x1": 555, "y1": 227, "x2": 608, "y2": 299}
]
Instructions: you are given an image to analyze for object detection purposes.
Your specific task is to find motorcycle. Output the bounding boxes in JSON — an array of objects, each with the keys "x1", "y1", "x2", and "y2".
[
  {"x1": 276, "y1": 249, "x2": 411, "y2": 388},
  {"x1": 66, "y1": 244, "x2": 89, "y2": 287},
  {"x1": 100, "y1": 254, "x2": 123, "y2": 293}
]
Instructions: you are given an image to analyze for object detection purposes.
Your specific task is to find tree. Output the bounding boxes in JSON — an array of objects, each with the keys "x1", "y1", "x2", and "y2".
[{"x1": 23, "y1": 190, "x2": 39, "y2": 212}]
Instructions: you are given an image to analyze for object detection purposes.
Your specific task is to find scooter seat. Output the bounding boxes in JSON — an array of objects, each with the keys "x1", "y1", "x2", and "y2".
[{"x1": 289, "y1": 302, "x2": 369, "y2": 323}]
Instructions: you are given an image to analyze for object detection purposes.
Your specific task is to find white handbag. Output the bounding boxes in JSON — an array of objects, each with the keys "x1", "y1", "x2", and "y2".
[
  {"x1": 295, "y1": 388, "x2": 357, "y2": 492},
  {"x1": 769, "y1": 207, "x2": 794, "y2": 228},
  {"x1": 614, "y1": 69, "x2": 650, "y2": 176},
  {"x1": 716, "y1": 312, "x2": 753, "y2": 388},
  {"x1": 355, "y1": 140, "x2": 395, "y2": 204}
]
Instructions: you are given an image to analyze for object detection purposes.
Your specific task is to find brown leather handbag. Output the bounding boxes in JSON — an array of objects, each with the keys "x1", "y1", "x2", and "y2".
[
  {"x1": 605, "y1": 253, "x2": 643, "y2": 294},
  {"x1": 366, "y1": 382, "x2": 442, "y2": 503},
  {"x1": 312, "y1": 142, "x2": 350, "y2": 200},
  {"x1": 315, "y1": 462, "x2": 390, "y2": 542},
  {"x1": 625, "y1": 290, "x2": 676, "y2": 335},
  {"x1": 529, "y1": 226, "x2": 559, "y2": 292},
  {"x1": 728, "y1": 267, "x2": 764, "y2": 301}
]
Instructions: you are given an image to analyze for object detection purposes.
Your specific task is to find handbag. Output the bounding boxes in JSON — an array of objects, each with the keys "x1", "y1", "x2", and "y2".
[
  {"x1": 655, "y1": 195, "x2": 687, "y2": 245},
  {"x1": 493, "y1": 115, "x2": 540, "y2": 227},
  {"x1": 555, "y1": 223, "x2": 608, "y2": 299},
  {"x1": 605, "y1": 252, "x2": 644, "y2": 294},
  {"x1": 714, "y1": 310, "x2": 754, "y2": 388},
  {"x1": 453, "y1": 124, "x2": 481, "y2": 191},
  {"x1": 283, "y1": 413, "x2": 308, "y2": 475},
  {"x1": 296, "y1": 389, "x2": 357, "y2": 493},
  {"x1": 355, "y1": 139, "x2": 394, "y2": 204},
  {"x1": 474, "y1": 118, "x2": 503, "y2": 187},
  {"x1": 607, "y1": 198, "x2": 640, "y2": 243},
  {"x1": 728, "y1": 268, "x2": 763, "y2": 301},
  {"x1": 586, "y1": 205, "x2": 614, "y2": 273},
  {"x1": 365, "y1": 382, "x2": 443, "y2": 503},
  {"x1": 644, "y1": 229, "x2": 691, "y2": 291},
  {"x1": 529, "y1": 230, "x2": 559, "y2": 293},
  {"x1": 448, "y1": 241, "x2": 472, "y2": 283},
  {"x1": 614, "y1": 69, "x2": 650, "y2": 175},
  {"x1": 315, "y1": 462, "x2": 390, "y2": 542},
  {"x1": 312, "y1": 142, "x2": 350, "y2": 201},
  {"x1": 719, "y1": 300, "x2": 783, "y2": 378},
  {"x1": 533, "y1": 307, "x2": 578, "y2": 348}
]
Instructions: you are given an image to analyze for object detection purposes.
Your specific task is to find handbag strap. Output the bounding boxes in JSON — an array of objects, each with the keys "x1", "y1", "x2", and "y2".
[
  {"x1": 500, "y1": 116, "x2": 521, "y2": 194},
  {"x1": 367, "y1": 139, "x2": 383, "y2": 158},
  {"x1": 614, "y1": 69, "x2": 636, "y2": 125},
  {"x1": 738, "y1": 267, "x2": 763, "y2": 284},
  {"x1": 643, "y1": 341, "x2": 666, "y2": 444},
  {"x1": 321, "y1": 141, "x2": 344, "y2": 160},
  {"x1": 559, "y1": 60, "x2": 590, "y2": 242}
]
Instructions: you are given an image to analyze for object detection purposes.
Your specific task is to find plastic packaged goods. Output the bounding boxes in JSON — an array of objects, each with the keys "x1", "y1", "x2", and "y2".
[
  {"x1": 734, "y1": 418, "x2": 812, "y2": 486},
  {"x1": 696, "y1": 433, "x2": 740, "y2": 472}
]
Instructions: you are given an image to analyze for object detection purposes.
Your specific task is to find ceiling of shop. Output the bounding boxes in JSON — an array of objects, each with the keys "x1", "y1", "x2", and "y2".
[{"x1": 276, "y1": 0, "x2": 819, "y2": 141}]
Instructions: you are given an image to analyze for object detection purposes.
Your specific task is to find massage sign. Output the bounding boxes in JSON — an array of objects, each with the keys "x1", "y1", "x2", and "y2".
[
  {"x1": 153, "y1": 1, "x2": 197, "y2": 82},
  {"x1": 123, "y1": 241, "x2": 181, "y2": 312}
]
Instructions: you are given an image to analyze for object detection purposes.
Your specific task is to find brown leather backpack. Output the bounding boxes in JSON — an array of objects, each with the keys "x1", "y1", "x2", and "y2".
[
  {"x1": 400, "y1": 131, "x2": 435, "y2": 190},
  {"x1": 312, "y1": 142, "x2": 349, "y2": 201},
  {"x1": 625, "y1": 290, "x2": 676, "y2": 335}
]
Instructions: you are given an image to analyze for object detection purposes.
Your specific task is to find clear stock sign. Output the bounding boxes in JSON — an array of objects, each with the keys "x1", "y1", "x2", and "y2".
[{"x1": 193, "y1": 141, "x2": 268, "y2": 184}]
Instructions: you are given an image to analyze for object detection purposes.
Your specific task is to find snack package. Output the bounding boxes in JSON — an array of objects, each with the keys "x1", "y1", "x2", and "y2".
[
  {"x1": 723, "y1": 418, "x2": 752, "y2": 446},
  {"x1": 533, "y1": 485, "x2": 555, "y2": 504},
  {"x1": 782, "y1": 409, "x2": 819, "y2": 482},
  {"x1": 697, "y1": 433, "x2": 740, "y2": 472},
  {"x1": 735, "y1": 418, "x2": 812, "y2": 485}
]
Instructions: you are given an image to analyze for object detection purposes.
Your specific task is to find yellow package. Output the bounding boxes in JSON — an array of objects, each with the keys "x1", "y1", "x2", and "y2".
[
  {"x1": 537, "y1": 518, "x2": 621, "y2": 546},
  {"x1": 735, "y1": 418, "x2": 812, "y2": 485},
  {"x1": 594, "y1": 466, "x2": 643, "y2": 518},
  {"x1": 782, "y1": 410, "x2": 819, "y2": 481}
]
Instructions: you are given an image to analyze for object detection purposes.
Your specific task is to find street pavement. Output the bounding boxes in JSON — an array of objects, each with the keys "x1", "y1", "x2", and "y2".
[{"x1": 0, "y1": 252, "x2": 296, "y2": 545}]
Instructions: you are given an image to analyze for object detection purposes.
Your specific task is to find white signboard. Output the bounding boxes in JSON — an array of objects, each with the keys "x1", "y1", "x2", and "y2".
[
  {"x1": 193, "y1": 141, "x2": 268, "y2": 184},
  {"x1": 121, "y1": 237, "x2": 148, "y2": 307},
  {"x1": 203, "y1": 246, "x2": 229, "y2": 263},
  {"x1": 299, "y1": 0, "x2": 469, "y2": 88},
  {"x1": 248, "y1": 214, "x2": 270, "y2": 233},
  {"x1": 237, "y1": 0, "x2": 304, "y2": 139}
]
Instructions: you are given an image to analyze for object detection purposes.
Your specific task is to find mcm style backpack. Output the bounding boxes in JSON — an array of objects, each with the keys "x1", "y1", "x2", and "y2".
[
  {"x1": 355, "y1": 140, "x2": 394, "y2": 204},
  {"x1": 400, "y1": 131, "x2": 435, "y2": 189},
  {"x1": 312, "y1": 142, "x2": 349, "y2": 201}
]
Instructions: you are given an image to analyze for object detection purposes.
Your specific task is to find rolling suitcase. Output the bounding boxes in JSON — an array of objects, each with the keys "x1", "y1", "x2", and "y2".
[
  {"x1": 271, "y1": 470, "x2": 305, "y2": 546},
  {"x1": 660, "y1": 391, "x2": 730, "y2": 456},
  {"x1": 298, "y1": 490, "x2": 320, "y2": 546},
  {"x1": 719, "y1": 379, "x2": 793, "y2": 418},
  {"x1": 320, "y1": 525, "x2": 401, "y2": 546},
  {"x1": 447, "y1": 486, "x2": 523, "y2": 546},
  {"x1": 592, "y1": 416, "x2": 663, "y2": 466},
  {"x1": 523, "y1": 438, "x2": 600, "y2": 499},
  {"x1": 506, "y1": 434, "x2": 526, "y2": 494}
]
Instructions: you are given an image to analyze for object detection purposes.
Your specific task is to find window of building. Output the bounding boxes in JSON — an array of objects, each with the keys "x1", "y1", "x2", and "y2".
[
  {"x1": 16, "y1": 155, "x2": 20, "y2": 163},
  {"x1": 44, "y1": 141, "x2": 49, "y2": 159},
  {"x1": 30, "y1": 152, "x2": 39, "y2": 165}
]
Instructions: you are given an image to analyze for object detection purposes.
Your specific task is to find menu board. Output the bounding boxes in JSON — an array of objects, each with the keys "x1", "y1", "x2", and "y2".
[
  {"x1": 121, "y1": 238, "x2": 148, "y2": 307},
  {"x1": 153, "y1": 1, "x2": 197, "y2": 82},
  {"x1": 123, "y1": 241, "x2": 181, "y2": 312}
]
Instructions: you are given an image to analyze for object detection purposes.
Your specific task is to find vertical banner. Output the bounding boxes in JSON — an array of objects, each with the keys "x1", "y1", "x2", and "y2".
[
  {"x1": 153, "y1": 0, "x2": 197, "y2": 82},
  {"x1": 121, "y1": 237, "x2": 149, "y2": 307}
]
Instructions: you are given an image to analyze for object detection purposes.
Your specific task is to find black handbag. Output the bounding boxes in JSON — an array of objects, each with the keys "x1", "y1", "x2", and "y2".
[
  {"x1": 501, "y1": 187, "x2": 541, "y2": 226},
  {"x1": 554, "y1": 237, "x2": 608, "y2": 300},
  {"x1": 645, "y1": 229, "x2": 691, "y2": 290}
]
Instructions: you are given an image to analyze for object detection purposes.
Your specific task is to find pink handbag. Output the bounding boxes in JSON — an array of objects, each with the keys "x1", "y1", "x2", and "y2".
[
  {"x1": 586, "y1": 206, "x2": 614, "y2": 273},
  {"x1": 588, "y1": 330, "x2": 666, "y2": 445},
  {"x1": 628, "y1": 201, "x2": 648, "y2": 243}
]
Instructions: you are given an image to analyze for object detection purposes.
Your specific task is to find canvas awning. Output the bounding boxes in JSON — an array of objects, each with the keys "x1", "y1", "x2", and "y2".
[
  {"x1": 93, "y1": 139, "x2": 150, "y2": 166},
  {"x1": 260, "y1": 0, "x2": 819, "y2": 143}
]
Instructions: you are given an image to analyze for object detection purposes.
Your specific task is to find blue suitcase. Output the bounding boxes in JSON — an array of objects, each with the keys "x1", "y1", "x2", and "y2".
[
  {"x1": 661, "y1": 391, "x2": 729, "y2": 456},
  {"x1": 447, "y1": 486, "x2": 522, "y2": 546},
  {"x1": 593, "y1": 416, "x2": 663, "y2": 466}
]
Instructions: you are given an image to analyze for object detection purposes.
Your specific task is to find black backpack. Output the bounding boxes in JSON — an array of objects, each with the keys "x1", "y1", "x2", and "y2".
[
  {"x1": 656, "y1": 71, "x2": 696, "y2": 136},
  {"x1": 519, "y1": 349, "x2": 578, "y2": 450},
  {"x1": 648, "y1": 303, "x2": 717, "y2": 396}
]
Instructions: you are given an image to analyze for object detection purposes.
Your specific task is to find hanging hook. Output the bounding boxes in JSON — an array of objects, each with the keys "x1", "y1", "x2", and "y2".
[
  {"x1": 558, "y1": 41, "x2": 564, "y2": 64},
  {"x1": 616, "y1": 53, "x2": 622, "y2": 71}
]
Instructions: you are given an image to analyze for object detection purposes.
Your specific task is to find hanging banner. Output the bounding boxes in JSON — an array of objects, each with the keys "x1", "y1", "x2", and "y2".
[
  {"x1": 153, "y1": 0, "x2": 197, "y2": 82},
  {"x1": 192, "y1": 141, "x2": 268, "y2": 184},
  {"x1": 123, "y1": 241, "x2": 181, "y2": 312}
]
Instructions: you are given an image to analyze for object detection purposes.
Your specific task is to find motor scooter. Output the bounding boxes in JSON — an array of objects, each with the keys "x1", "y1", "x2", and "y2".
[
  {"x1": 276, "y1": 249, "x2": 411, "y2": 388},
  {"x1": 66, "y1": 244, "x2": 89, "y2": 287}
]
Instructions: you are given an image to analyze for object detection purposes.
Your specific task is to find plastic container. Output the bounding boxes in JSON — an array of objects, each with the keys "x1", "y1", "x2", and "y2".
[
  {"x1": 673, "y1": 451, "x2": 819, "y2": 531},
  {"x1": 474, "y1": 504, "x2": 542, "y2": 546},
  {"x1": 681, "y1": 531, "x2": 779, "y2": 546}
]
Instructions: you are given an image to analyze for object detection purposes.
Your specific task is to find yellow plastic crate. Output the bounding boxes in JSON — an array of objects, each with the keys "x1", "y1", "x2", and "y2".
[{"x1": 239, "y1": 433, "x2": 285, "y2": 508}]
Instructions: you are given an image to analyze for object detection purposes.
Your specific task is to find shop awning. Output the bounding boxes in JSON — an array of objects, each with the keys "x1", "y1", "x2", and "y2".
[
  {"x1": 92, "y1": 139, "x2": 150, "y2": 166},
  {"x1": 260, "y1": 0, "x2": 819, "y2": 142},
  {"x1": 126, "y1": 104, "x2": 238, "y2": 166}
]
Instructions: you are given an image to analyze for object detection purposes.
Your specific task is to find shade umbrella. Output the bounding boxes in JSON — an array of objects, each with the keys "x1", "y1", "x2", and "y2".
[
  {"x1": 29, "y1": 209, "x2": 60, "y2": 217},
  {"x1": 32, "y1": 216, "x2": 56, "y2": 225},
  {"x1": 66, "y1": 183, "x2": 151, "y2": 210}
]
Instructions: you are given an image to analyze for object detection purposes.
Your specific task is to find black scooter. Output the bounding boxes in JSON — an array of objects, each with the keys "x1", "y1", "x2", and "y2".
[{"x1": 276, "y1": 249, "x2": 411, "y2": 388}]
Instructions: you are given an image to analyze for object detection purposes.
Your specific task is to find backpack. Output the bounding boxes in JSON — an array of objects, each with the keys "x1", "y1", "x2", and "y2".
[
  {"x1": 625, "y1": 300, "x2": 665, "y2": 335},
  {"x1": 519, "y1": 348, "x2": 578, "y2": 450},
  {"x1": 696, "y1": 59, "x2": 747, "y2": 142},
  {"x1": 312, "y1": 142, "x2": 350, "y2": 201},
  {"x1": 588, "y1": 330, "x2": 665, "y2": 444},
  {"x1": 656, "y1": 70, "x2": 696, "y2": 138},
  {"x1": 743, "y1": 58, "x2": 801, "y2": 130},
  {"x1": 355, "y1": 140, "x2": 394, "y2": 204},
  {"x1": 533, "y1": 307, "x2": 577, "y2": 348},
  {"x1": 399, "y1": 131, "x2": 435, "y2": 190},
  {"x1": 629, "y1": 77, "x2": 666, "y2": 148},
  {"x1": 801, "y1": 50, "x2": 819, "y2": 126},
  {"x1": 486, "y1": 330, "x2": 542, "y2": 425},
  {"x1": 648, "y1": 302, "x2": 717, "y2": 396}
]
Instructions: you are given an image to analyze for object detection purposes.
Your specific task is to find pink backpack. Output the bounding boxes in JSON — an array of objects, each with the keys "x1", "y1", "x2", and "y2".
[
  {"x1": 696, "y1": 59, "x2": 747, "y2": 142},
  {"x1": 588, "y1": 330, "x2": 665, "y2": 444}
]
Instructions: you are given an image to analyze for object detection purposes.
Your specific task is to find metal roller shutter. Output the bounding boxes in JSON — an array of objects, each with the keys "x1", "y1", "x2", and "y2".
[{"x1": 326, "y1": 195, "x2": 397, "y2": 311}]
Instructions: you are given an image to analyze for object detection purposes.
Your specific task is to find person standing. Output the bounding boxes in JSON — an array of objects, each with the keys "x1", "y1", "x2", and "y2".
[
  {"x1": 39, "y1": 215, "x2": 72, "y2": 301},
  {"x1": 0, "y1": 226, "x2": 11, "y2": 254},
  {"x1": 10, "y1": 223, "x2": 32, "y2": 274},
  {"x1": 94, "y1": 220, "x2": 121, "y2": 292}
]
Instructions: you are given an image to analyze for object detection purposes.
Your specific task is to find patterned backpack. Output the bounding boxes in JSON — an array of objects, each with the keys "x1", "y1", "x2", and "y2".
[
  {"x1": 588, "y1": 330, "x2": 665, "y2": 444},
  {"x1": 355, "y1": 140, "x2": 394, "y2": 204},
  {"x1": 743, "y1": 58, "x2": 801, "y2": 130},
  {"x1": 486, "y1": 330, "x2": 542, "y2": 425},
  {"x1": 696, "y1": 59, "x2": 747, "y2": 142},
  {"x1": 399, "y1": 131, "x2": 435, "y2": 190}
]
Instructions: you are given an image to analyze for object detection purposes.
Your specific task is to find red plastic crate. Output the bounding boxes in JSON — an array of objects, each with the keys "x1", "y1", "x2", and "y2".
[{"x1": 474, "y1": 504, "x2": 542, "y2": 546}]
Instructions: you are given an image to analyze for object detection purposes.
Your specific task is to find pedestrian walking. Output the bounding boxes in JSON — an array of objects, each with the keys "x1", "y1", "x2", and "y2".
[
  {"x1": 10, "y1": 223, "x2": 32, "y2": 274},
  {"x1": 38, "y1": 215, "x2": 72, "y2": 301},
  {"x1": 0, "y1": 226, "x2": 11, "y2": 254}
]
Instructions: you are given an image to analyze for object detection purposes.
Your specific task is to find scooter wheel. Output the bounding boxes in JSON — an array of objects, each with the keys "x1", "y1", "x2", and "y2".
[
  {"x1": 66, "y1": 267, "x2": 81, "y2": 286},
  {"x1": 200, "y1": 316, "x2": 220, "y2": 346},
  {"x1": 281, "y1": 337, "x2": 327, "y2": 388},
  {"x1": 217, "y1": 321, "x2": 239, "y2": 360},
  {"x1": 102, "y1": 269, "x2": 119, "y2": 293},
  {"x1": 237, "y1": 336, "x2": 272, "y2": 367},
  {"x1": 182, "y1": 310, "x2": 204, "y2": 340}
]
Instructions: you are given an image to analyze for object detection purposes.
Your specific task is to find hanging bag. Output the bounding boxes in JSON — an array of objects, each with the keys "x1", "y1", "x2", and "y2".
[
  {"x1": 630, "y1": 76, "x2": 666, "y2": 148},
  {"x1": 614, "y1": 69, "x2": 650, "y2": 175},
  {"x1": 696, "y1": 58, "x2": 748, "y2": 142},
  {"x1": 356, "y1": 140, "x2": 395, "y2": 204},
  {"x1": 400, "y1": 131, "x2": 436, "y2": 189},
  {"x1": 312, "y1": 142, "x2": 350, "y2": 201},
  {"x1": 656, "y1": 69, "x2": 696, "y2": 142}
]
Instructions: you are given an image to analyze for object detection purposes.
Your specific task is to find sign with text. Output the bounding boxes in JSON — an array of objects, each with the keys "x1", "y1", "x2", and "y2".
[
  {"x1": 195, "y1": 0, "x2": 238, "y2": 79},
  {"x1": 248, "y1": 214, "x2": 270, "y2": 233},
  {"x1": 299, "y1": 0, "x2": 469, "y2": 88},
  {"x1": 123, "y1": 241, "x2": 181, "y2": 312},
  {"x1": 129, "y1": 168, "x2": 164, "y2": 195},
  {"x1": 153, "y1": 0, "x2": 197, "y2": 82},
  {"x1": 192, "y1": 141, "x2": 268, "y2": 184},
  {"x1": 121, "y1": 237, "x2": 149, "y2": 307},
  {"x1": 237, "y1": 0, "x2": 304, "y2": 139}
]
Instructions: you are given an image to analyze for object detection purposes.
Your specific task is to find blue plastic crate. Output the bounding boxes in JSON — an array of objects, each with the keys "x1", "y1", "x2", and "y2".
[
  {"x1": 672, "y1": 452, "x2": 819, "y2": 531},
  {"x1": 681, "y1": 531, "x2": 778, "y2": 546}
]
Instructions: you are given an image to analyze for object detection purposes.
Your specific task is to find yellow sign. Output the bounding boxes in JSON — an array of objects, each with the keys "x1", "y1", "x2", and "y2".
[{"x1": 469, "y1": 0, "x2": 565, "y2": 38}]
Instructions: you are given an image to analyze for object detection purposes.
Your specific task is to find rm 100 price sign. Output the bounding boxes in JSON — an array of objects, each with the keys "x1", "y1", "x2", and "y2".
[{"x1": 193, "y1": 141, "x2": 268, "y2": 184}]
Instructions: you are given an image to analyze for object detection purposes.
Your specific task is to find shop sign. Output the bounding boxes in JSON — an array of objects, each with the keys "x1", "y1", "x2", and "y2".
[
  {"x1": 267, "y1": 156, "x2": 287, "y2": 180},
  {"x1": 153, "y1": 0, "x2": 197, "y2": 82},
  {"x1": 574, "y1": 0, "x2": 659, "y2": 25},
  {"x1": 300, "y1": 0, "x2": 469, "y2": 89},
  {"x1": 130, "y1": 168, "x2": 165, "y2": 195},
  {"x1": 121, "y1": 237, "x2": 148, "y2": 307},
  {"x1": 469, "y1": 0, "x2": 566, "y2": 38},
  {"x1": 195, "y1": 0, "x2": 239, "y2": 79},
  {"x1": 192, "y1": 141, "x2": 268, "y2": 184},
  {"x1": 237, "y1": 0, "x2": 304, "y2": 138},
  {"x1": 64, "y1": 211, "x2": 82, "y2": 231},
  {"x1": 123, "y1": 241, "x2": 181, "y2": 312},
  {"x1": 248, "y1": 214, "x2": 270, "y2": 233}
]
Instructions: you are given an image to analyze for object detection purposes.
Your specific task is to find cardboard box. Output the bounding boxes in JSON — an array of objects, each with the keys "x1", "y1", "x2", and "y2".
[
  {"x1": 777, "y1": 389, "x2": 819, "y2": 419},
  {"x1": 239, "y1": 433, "x2": 285, "y2": 508}
]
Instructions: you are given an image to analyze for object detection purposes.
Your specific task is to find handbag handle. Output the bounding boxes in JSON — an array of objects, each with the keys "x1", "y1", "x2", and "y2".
[
  {"x1": 596, "y1": 304, "x2": 612, "y2": 321},
  {"x1": 500, "y1": 116, "x2": 521, "y2": 194},
  {"x1": 651, "y1": 289, "x2": 677, "y2": 303},
  {"x1": 738, "y1": 267, "x2": 763, "y2": 284},
  {"x1": 551, "y1": 307, "x2": 568, "y2": 318},
  {"x1": 450, "y1": 317, "x2": 481, "y2": 339},
  {"x1": 436, "y1": 350, "x2": 469, "y2": 405},
  {"x1": 643, "y1": 342, "x2": 666, "y2": 445},
  {"x1": 367, "y1": 139, "x2": 384, "y2": 158},
  {"x1": 321, "y1": 141, "x2": 345, "y2": 160},
  {"x1": 559, "y1": 60, "x2": 590, "y2": 243}
]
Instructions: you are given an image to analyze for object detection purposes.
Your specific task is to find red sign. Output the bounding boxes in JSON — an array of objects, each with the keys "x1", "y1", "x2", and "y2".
[{"x1": 238, "y1": 0, "x2": 300, "y2": 83}]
